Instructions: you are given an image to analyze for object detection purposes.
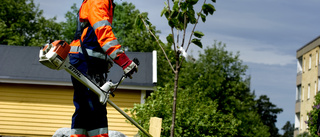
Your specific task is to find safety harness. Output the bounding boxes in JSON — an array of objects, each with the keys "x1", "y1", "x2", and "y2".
[{"x1": 71, "y1": 13, "x2": 113, "y2": 86}]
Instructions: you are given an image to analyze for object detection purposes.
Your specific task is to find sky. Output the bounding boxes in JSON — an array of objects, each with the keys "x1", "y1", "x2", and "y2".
[{"x1": 33, "y1": 0, "x2": 320, "y2": 134}]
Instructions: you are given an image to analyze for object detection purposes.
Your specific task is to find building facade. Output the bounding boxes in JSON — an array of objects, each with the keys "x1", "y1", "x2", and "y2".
[{"x1": 295, "y1": 36, "x2": 320, "y2": 136}]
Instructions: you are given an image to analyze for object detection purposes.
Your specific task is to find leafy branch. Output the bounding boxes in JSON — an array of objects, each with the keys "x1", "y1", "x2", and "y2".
[
  {"x1": 136, "y1": 14, "x2": 176, "y2": 73},
  {"x1": 135, "y1": 0, "x2": 216, "y2": 136}
]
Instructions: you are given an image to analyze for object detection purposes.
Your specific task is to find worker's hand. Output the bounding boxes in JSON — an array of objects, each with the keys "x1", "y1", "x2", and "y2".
[
  {"x1": 113, "y1": 53, "x2": 138, "y2": 79},
  {"x1": 124, "y1": 61, "x2": 138, "y2": 79}
]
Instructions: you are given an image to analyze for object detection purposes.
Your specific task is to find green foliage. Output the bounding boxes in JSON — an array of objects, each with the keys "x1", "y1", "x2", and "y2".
[
  {"x1": 128, "y1": 82, "x2": 240, "y2": 137},
  {"x1": 113, "y1": 2, "x2": 160, "y2": 52},
  {"x1": 191, "y1": 38, "x2": 202, "y2": 48},
  {"x1": 296, "y1": 132, "x2": 312, "y2": 137},
  {"x1": 159, "y1": 0, "x2": 216, "y2": 52},
  {"x1": 128, "y1": 42, "x2": 271, "y2": 136},
  {"x1": 182, "y1": 42, "x2": 270, "y2": 136},
  {"x1": 166, "y1": 34, "x2": 174, "y2": 46},
  {"x1": 134, "y1": 13, "x2": 146, "y2": 32},
  {"x1": 0, "y1": 0, "x2": 62, "y2": 46},
  {"x1": 185, "y1": 42, "x2": 247, "y2": 112},
  {"x1": 202, "y1": 3, "x2": 215, "y2": 16},
  {"x1": 29, "y1": 16, "x2": 62, "y2": 46},
  {"x1": 161, "y1": 0, "x2": 215, "y2": 29},
  {"x1": 281, "y1": 121, "x2": 294, "y2": 137},
  {"x1": 307, "y1": 93, "x2": 320, "y2": 136},
  {"x1": 256, "y1": 95, "x2": 283, "y2": 137},
  {"x1": 194, "y1": 31, "x2": 204, "y2": 38},
  {"x1": 113, "y1": 2, "x2": 174, "y2": 86},
  {"x1": 59, "y1": 3, "x2": 78, "y2": 43}
]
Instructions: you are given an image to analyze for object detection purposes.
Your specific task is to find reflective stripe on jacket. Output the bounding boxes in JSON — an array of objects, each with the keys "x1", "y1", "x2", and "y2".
[{"x1": 69, "y1": 39, "x2": 106, "y2": 60}]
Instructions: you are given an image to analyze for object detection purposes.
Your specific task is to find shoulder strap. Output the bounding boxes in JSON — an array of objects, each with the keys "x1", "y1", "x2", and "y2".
[
  {"x1": 73, "y1": 13, "x2": 82, "y2": 40},
  {"x1": 75, "y1": 12, "x2": 90, "y2": 63}
]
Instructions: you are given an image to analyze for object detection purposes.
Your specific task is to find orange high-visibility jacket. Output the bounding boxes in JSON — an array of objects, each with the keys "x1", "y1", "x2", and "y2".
[{"x1": 78, "y1": 0, "x2": 121, "y2": 60}]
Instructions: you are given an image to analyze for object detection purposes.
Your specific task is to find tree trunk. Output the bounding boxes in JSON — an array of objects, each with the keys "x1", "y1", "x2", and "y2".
[
  {"x1": 170, "y1": 56, "x2": 180, "y2": 137},
  {"x1": 170, "y1": 71, "x2": 179, "y2": 137}
]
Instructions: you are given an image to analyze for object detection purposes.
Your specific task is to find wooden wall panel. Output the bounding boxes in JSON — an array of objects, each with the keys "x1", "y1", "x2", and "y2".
[{"x1": 0, "y1": 83, "x2": 140, "y2": 137}]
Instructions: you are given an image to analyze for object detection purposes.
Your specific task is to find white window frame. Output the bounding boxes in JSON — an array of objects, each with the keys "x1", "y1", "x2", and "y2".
[
  {"x1": 319, "y1": 51, "x2": 320, "y2": 66},
  {"x1": 318, "y1": 78, "x2": 320, "y2": 93},
  {"x1": 304, "y1": 57, "x2": 306, "y2": 72},
  {"x1": 295, "y1": 113, "x2": 300, "y2": 129},
  {"x1": 309, "y1": 54, "x2": 312, "y2": 70},
  {"x1": 316, "y1": 51, "x2": 318, "y2": 67},
  {"x1": 297, "y1": 85, "x2": 301, "y2": 101},
  {"x1": 302, "y1": 86, "x2": 304, "y2": 101},
  {"x1": 297, "y1": 58, "x2": 303, "y2": 74},
  {"x1": 308, "y1": 84, "x2": 310, "y2": 99}
]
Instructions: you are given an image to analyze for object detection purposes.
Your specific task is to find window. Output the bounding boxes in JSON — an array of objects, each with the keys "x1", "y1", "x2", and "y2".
[
  {"x1": 308, "y1": 84, "x2": 310, "y2": 99},
  {"x1": 295, "y1": 113, "x2": 300, "y2": 129},
  {"x1": 304, "y1": 57, "x2": 306, "y2": 72},
  {"x1": 319, "y1": 51, "x2": 320, "y2": 65},
  {"x1": 297, "y1": 85, "x2": 301, "y2": 101},
  {"x1": 318, "y1": 78, "x2": 320, "y2": 92},
  {"x1": 297, "y1": 57, "x2": 303, "y2": 74},
  {"x1": 309, "y1": 54, "x2": 312, "y2": 70},
  {"x1": 316, "y1": 51, "x2": 318, "y2": 67},
  {"x1": 302, "y1": 86, "x2": 304, "y2": 101}
]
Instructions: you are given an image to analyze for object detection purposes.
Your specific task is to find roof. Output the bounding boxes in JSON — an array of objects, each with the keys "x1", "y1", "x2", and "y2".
[
  {"x1": 296, "y1": 35, "x2": 320, "y2": 58},
  {"x1": 0, "y1": 45, "x2": 157, "y2": 90}
]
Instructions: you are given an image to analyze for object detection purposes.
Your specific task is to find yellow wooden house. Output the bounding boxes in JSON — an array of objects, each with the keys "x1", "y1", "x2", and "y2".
[{"x1": 0, "y1": 45, "x2": 157, "y2": 137}]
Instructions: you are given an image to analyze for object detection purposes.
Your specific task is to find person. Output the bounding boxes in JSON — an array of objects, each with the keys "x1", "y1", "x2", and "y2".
[{"x1": 68, "y1": 0, "x2": 138, "y2": 137}]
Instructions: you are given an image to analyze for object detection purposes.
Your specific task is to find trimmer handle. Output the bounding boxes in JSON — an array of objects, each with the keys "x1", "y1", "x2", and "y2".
[
  {"x1": 108, "y1": 58, "x2": 139, "y2": 97},
  {"x1": 133, "y1": 58, "x2": 140, "y2": 66}
]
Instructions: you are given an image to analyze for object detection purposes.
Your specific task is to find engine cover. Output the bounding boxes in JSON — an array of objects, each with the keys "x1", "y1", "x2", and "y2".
[{"x1": 39, "y1": 40, "x2": 70, "y2": 70}]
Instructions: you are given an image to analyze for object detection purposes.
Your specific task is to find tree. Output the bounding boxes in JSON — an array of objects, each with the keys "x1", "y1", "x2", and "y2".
[
  {"x1": 256, "y1": 95, "x2": 283, "y2": 137},
  {"x1": 113, "y1": 2, "x2": 160, "y2": 52},
  {"x1": 182, "y1": 43, "x2": 271, "y2": 137},
  {"x1": 59, "y1": 3, "x2": 78, "y2": 43},
  {"x1": 281, "y1": 121, "x2": 294, "y2": 137},
  {"x1": 129, "y1": 82, "x2": 239, "y2": 137},
  {"x1": 307, "y1": 92, "x2": 320, "y2": 136},
  {"x1": 135, "y1": 1, "x2": 216, "y2": 136},
  {"x1": 113, "y1": 2, "x2": 174, "y2": 86},
  {"x1": 0, "y1": 0, "x2": 62, "y2": 46},
  {"x1": 128, "y1": 43, "x2": 271, "y2": 136}
]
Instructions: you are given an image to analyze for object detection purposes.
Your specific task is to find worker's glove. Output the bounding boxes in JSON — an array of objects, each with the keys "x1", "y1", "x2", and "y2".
[{"x1": 113, "y1": 53, "x2": 138, "y2": 79}]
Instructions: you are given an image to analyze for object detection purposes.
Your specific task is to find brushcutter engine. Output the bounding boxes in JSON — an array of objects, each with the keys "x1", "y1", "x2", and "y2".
[{"x1": 39, "y1": 40, "x2": 70, "y2": 70}]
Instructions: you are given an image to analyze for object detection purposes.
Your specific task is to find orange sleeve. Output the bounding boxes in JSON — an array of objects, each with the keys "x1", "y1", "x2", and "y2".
[{"x1": 79, "y1": 0, "x2": 122, "y2": 59}]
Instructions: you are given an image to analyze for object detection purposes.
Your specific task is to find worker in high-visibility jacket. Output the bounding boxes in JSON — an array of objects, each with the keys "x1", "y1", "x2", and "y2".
[{"x1": 68, "y1": 0, "x2": 138, "y2": 137}]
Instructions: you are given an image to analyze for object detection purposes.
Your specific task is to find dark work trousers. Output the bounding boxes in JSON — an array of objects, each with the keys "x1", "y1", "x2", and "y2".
[{"x1": 71, "y1": 74, "x2": 108, "y2": 131}]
